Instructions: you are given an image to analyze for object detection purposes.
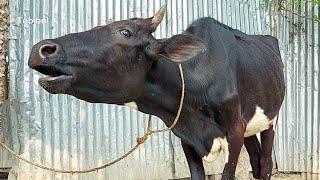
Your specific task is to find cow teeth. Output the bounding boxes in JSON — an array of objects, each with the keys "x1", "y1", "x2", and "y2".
[
  {"x1": 42, "y1": 75, "x2": 67, "y2": 81},
  {"x1": 47, "y1": 76, "x2": 62, "y2": 81}
]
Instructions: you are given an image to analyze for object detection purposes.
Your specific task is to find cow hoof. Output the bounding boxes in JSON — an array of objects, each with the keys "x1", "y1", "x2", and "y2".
[
  {"x1": 260, "y1": 175, "x2": 272, "y2": 180},
  {"x1": 252, "y1": 171, "x2": 261, "y2": 179},
  {"x1": 221, "y1": 174, "x2": 235, "y2": 180}
]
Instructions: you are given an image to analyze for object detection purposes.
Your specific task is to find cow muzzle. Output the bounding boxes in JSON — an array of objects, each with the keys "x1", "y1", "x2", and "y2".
[{"x1": 28, "y1": 39, "x2": 73, "y2": 94}]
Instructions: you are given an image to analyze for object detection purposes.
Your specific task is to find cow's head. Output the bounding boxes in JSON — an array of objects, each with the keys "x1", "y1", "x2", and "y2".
[{"x1": 28, "y1": 5, "x2": 205, "y2": 104}]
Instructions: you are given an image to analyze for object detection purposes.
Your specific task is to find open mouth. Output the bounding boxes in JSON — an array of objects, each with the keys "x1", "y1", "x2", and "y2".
[
  {"x1": 32, "y1": 65, "x2": 73, "y2": 94},
  {"x1": 34, "y1": 65, "x2": 73, "y2": 82}
]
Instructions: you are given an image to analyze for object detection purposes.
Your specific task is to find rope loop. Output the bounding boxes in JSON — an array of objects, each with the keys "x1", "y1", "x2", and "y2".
[{"x1": 0, "y1": 64, "x2": 185, "y2": 174}]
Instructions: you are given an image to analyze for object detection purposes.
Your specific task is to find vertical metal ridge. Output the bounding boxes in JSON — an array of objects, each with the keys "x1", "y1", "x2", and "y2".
[
  {"x1": 318, "y1": 5, "x2": 320, "y2": 174},
  {"x1": 304, "y1": 2, "x2": 311, "y2": 175}
]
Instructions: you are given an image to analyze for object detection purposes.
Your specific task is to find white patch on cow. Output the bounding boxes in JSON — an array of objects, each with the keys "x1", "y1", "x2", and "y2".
[
  {"x1": 202, "y1": 137, "x2": 229, "y2": 163},
  {"x1": 220, "y1": 138, "x2": 229, "y2": 163},
  {"x1": 124, "y1": 101, "x2": 138, "y2": 110},
  {"x1": 244, "y1": 106, "x2": 276, "y2": 137},
  {"x1": 273, "y1": 116, "x2": 278, "y2": 131}
]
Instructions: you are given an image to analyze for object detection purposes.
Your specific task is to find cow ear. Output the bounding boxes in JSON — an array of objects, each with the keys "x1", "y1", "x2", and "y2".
[{"x1": 158, "y1": 34, "x2": 206, "y2": 63}]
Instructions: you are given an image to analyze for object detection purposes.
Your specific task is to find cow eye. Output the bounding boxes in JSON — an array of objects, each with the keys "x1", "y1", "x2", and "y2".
[{"x1": 120, "y1": 29, "x2": 132, "y2": 38}]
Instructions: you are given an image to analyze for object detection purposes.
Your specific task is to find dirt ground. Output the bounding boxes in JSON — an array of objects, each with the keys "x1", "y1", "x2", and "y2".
[
  {"x1": 177, "y1": 173, "x2": 307, "y2": 180},
  {"x1": 270, "y1": 173, "x2": 307, "y2": 180}
]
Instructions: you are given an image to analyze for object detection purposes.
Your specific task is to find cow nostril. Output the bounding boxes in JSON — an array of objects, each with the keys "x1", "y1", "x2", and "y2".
[{"x1": 39, "y1": 44, "x2": 58, "y2": 58}]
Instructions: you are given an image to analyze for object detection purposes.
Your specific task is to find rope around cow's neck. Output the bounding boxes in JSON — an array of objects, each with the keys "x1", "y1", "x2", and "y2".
[{"x1": 0, "y1": 64, "x2": 185, "y2": 174}]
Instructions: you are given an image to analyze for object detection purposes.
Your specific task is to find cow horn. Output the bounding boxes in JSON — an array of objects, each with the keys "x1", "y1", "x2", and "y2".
[{"x1": 151, "y1": 4, "x2": 167, "y2": 31}]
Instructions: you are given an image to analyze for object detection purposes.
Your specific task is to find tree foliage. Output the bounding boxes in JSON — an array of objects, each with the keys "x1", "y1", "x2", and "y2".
[
  {"x1": 262, "y1": 0, "x2": 320, "y2": 7},
  {"x1": 262, "y1": 0, "x2": 320, "y2": 22}
]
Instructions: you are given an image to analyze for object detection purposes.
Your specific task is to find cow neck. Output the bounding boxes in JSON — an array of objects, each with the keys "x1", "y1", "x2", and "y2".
[
  {"x1": 137, "y1": 61, "x2": 213, "y2": 157},
  {"x1": 147, "y1": 63, "x2": 185, "y2": 133},
  {"x1": 136, "y1": 60, "x2": 184, "y2": 126}
]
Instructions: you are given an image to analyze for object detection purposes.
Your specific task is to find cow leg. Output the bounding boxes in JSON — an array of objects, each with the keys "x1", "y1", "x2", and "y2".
[
  {"x1": 260, "y1": 127, "x2": 275, "y2": 180},
  {"x1": 221, "y1": 123, "x2": 245, "y2": 180},
  {"x1": 181, "y1": 141, "x2": 205, "y2": 180},
  {"x1": 218, "y1": 96, "x2": 245, "y2": 180},
  {"x1": 244, "y1": 135, "x2": 261, "y2": 179}
]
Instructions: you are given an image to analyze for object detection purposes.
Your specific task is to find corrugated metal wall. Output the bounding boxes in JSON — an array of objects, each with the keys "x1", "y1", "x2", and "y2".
[
  {"x1": 274, "y1": 1, "x2": 320, "y2": 179},
  {"x1": 0, "y1": 0, "x2": 319, "y2": 179}
]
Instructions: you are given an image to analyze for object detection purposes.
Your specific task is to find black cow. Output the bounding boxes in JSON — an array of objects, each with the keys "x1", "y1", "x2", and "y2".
[{"x1": 28, "y1": 5, "x2": 285, "y2": 180}]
